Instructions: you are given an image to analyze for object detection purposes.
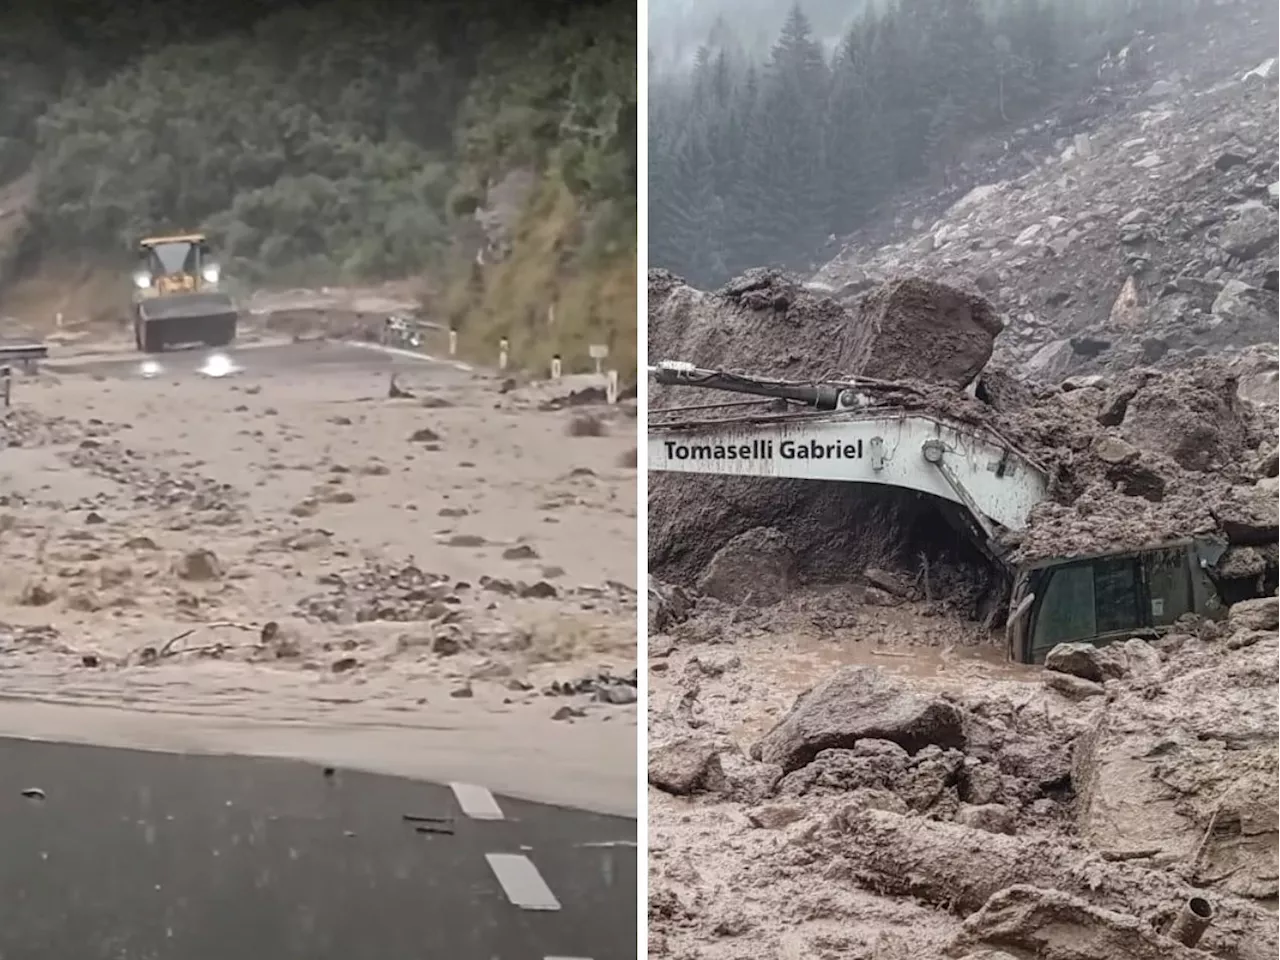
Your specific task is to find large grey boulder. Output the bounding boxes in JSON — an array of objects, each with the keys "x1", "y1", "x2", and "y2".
[{"x1": 753, "y1": 666, "x2": 966, "y2": 773}]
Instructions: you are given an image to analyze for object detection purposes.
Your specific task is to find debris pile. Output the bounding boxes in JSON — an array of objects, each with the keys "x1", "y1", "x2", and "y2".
[
  {"x1": 296, "y1": 561, "x2": 463, "y2": 624},
  {"x1": 648, "y1": 267, "x2": 1277, "y2": 587},
  {"x1": 66, "y1": 437, "x2": 243, "y2": 515},
  {"x1": 648, "y1": 597, "x2": 1280, "y2": 960}
]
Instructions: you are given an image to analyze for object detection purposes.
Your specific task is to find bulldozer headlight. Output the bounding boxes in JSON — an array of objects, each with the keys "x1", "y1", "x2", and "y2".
[
  {"x1": 132, "y1": 271, "x2": 152, "y2": 289},
  {"x1": 201, "y1": 263, "x2": 220, "y2": 284}
]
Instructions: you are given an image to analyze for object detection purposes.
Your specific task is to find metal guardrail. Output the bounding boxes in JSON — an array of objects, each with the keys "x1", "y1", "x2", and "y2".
[{"x1": 1, "y1": 341, "x2": 48, "y2": 408}]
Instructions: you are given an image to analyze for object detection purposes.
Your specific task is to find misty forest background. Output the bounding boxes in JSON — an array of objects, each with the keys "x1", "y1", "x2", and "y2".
[
  {"x1": 649, "y1": 0, "x2": 1213, "y2": 289},
  {"x1": 0, "y1": 0, "x2": 636, "y2": 371}
]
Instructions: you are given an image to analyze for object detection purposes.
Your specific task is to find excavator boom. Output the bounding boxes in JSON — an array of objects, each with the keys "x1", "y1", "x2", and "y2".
[{"x1": 649, "y1": 361, "x2": 1051, "y2": 540}]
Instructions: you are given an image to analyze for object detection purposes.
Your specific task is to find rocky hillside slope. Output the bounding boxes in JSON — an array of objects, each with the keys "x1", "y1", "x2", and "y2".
[{"x1": 811, "y1": 3, "x2": 1277, "y2": 395}]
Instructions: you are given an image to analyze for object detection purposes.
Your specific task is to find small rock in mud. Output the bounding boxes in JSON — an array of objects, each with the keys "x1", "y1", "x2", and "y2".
[
  {"x1": 566, "y1": 414, "x2": 606, "y2": 437},
  {"x1": 283, "y1": 529, "x2": 331, "y2": 551},
  {"x1": 955, "y1": 803, "x2": 1018, "y2": 835},
  {"x1": 174, "y1": 548, "x2": 223, "y2": 582},
  {"x1": 409, "y1": 427, "x2": 442, "y2": 443},
  {"x1": 18, "y1": 582, "x2": 57, "y2": 607},
  {"x1": 1042, "y1": 671, "x2": 1105, "y2": 700},
  {"x1": 1044, "y1": 642, "x2": 1128, "y2": 683},
  {"x1": 449, "y1": 682, "x2": 474, "y2": 698},
  {"x1": 330, "y1": 656, "x2": 359, "y2": 673},
  {"x1": 123, "y1": 536, "x2": 159, "y2": 550},
  {"x1": 649, "y1": 735, "x2": 723, "y2": 795},
  {"x1": 746, "y1": 803, "x2": 806, "y2": 829},
  {"x1": 502, "y1": 544, "x2": 540, "y2": 560}
]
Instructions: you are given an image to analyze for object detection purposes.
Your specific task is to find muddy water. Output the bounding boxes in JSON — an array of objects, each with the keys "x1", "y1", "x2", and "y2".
[{"x1": 717, "y1": 610, "x2": 1039, "y2": 743}]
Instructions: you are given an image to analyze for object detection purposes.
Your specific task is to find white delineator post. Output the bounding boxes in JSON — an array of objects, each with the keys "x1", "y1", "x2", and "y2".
[
  {"x1": 589, "y1": 343, "x2": 608, "y2": 375},
  {"x1": 606, "y1": 369, "x2": 619, "y2": 405},
  {"x1": 550, "y1": 354, "x2": 562, "y2": 380},
  {"x1": 498, "y1": 338, "x2": 509, "y2": 371},
  {"x1": 448, "y1": 328, "x2": 458, "y2": 356}
]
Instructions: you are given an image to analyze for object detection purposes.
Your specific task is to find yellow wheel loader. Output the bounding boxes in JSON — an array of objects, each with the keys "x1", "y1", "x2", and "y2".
[{"x1": 131, "y1": 233, "x2": 238, "y2": 353}]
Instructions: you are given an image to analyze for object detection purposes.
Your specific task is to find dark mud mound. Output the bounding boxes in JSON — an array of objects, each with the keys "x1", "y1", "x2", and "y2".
[
  {"x1": 695, "y1": 526, "x2": 796, "y2": 605},
  {"x1": 648, "y1": 268, "x2": 868, "y2": 396}
]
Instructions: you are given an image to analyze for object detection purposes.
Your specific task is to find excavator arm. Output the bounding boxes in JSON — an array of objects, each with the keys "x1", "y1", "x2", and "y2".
[{"x1": 648, "y1": 361, "x2": 1051, "y2": 539}]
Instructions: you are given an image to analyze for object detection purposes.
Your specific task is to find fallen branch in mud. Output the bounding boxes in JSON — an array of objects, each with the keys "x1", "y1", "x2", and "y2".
[
  {"x1": 817, "y1": 809, "x2": 1274, "y2": 960},
  {"x1": 130, "y1": 621, "x2": 261, "y2": 665}
]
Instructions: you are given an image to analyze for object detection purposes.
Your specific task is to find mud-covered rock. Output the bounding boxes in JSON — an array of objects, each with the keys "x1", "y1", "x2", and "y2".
[
  {"x1": 1044, "y1": 670, "x2": 1106, "y2": 701},
  {"x1": 853, "y1": 277, "x2": 1001, "y2": 388},
  {"x1": 695, "y1": 526, "x2": 795, "y2": 605},
  {"x1": 1044, "y1": 642, "x2": 1128, "y2": 683},
  {"x1": 755, "y1": 667, "x2": 966, "y2": 773},
  {"x1": 717, "y1": 751, "x2": 782, "y2": 804},
  {"x1": 776, "y1": 741, "x2": 909, "y2": 797},
  {"x1": 1228, "y1": 596, "x2": 1279, "y2": 632},
  {"x1": 955, "y1": 803, "x2": 1018, "y2": 836},
  {"x1": 174, "y1": 548, "x2": 223, "y2": 581},
  {"x1": 1115, "y1": 365, "x2": 1255, "y2": 472},
  {"x1": 648, "y1": 735, "x2": 724, "y2": 796}
]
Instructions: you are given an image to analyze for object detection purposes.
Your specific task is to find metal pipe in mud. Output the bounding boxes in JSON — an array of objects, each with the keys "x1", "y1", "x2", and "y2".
[{"x1": 1168, "y1": 896, "x2": 1214, "y2": 947}]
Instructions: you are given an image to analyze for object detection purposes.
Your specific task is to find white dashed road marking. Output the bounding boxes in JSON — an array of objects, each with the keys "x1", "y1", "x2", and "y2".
[
  {"x1": 450, "y1": 782, "x2": 505, "y2": 820},
  {"x1": 485, "y1": 853, "x2": 561, "y2": 911}
]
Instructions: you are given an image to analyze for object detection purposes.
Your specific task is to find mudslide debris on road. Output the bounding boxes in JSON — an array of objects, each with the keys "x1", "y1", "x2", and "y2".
[{"x1": 0, "y1": 331, "x2": 637, "y2": 806}]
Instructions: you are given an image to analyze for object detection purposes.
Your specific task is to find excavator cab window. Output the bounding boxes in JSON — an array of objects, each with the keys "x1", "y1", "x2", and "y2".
[{"x1": 1026, "y1": 545, "x2": 1199, "y2": 663}]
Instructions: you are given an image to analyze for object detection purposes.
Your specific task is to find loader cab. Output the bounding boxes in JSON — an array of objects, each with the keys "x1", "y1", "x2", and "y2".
[
  {"x1": 1006, "y1": 539, "x2": 1241, "y2": 664},
  {"x1": 134, "y1": 234, "x2": 220, "y2": 296}
]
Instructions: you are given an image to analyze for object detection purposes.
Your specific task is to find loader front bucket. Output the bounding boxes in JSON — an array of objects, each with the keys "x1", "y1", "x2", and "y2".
[{"x1": 137, "y1": 293, "x2": 238, "y2": 352}]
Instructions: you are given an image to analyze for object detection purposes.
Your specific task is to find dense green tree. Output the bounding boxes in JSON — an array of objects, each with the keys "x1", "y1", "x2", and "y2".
[{"x1": 1, "y1": 0, "x2": 634, "y2": 291}]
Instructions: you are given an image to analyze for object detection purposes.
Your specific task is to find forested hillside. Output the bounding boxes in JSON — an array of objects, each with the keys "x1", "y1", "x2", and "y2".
[
  {"x1": 0, "y1": 0, "x2": 636, "y2": 372},
  {"x1": 649, "y1": 0, "x2": 1218, "y2": 288}
]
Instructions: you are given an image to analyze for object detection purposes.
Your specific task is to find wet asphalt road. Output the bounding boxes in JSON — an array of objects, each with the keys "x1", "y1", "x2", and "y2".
[
  {"x1": 44, "y1": 337, "x2": 471, "y2": 382},
  {"x1": 0, "y1": 738, "x2": 637, "y2": 960}
]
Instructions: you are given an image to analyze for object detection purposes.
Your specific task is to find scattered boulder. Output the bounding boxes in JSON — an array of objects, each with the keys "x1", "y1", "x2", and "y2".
[
  {"x1": 755, "y1": 667, "x2": 966, "y2": 773},
  {"x1": 853, "y1": 277, "x2": 1001, "y2": 388},
  {"x1": 1228, "y1": 596, "x2": 1278, "y2": 633}
]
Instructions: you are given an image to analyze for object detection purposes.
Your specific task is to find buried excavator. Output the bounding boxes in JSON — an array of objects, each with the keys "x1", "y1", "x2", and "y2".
[
  {"x1": 131, "y1": 233, "x2": 238, "y2": 353},
  {"x1": 648, "y1": 360, "x2": 1274, "y2": 665}
]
